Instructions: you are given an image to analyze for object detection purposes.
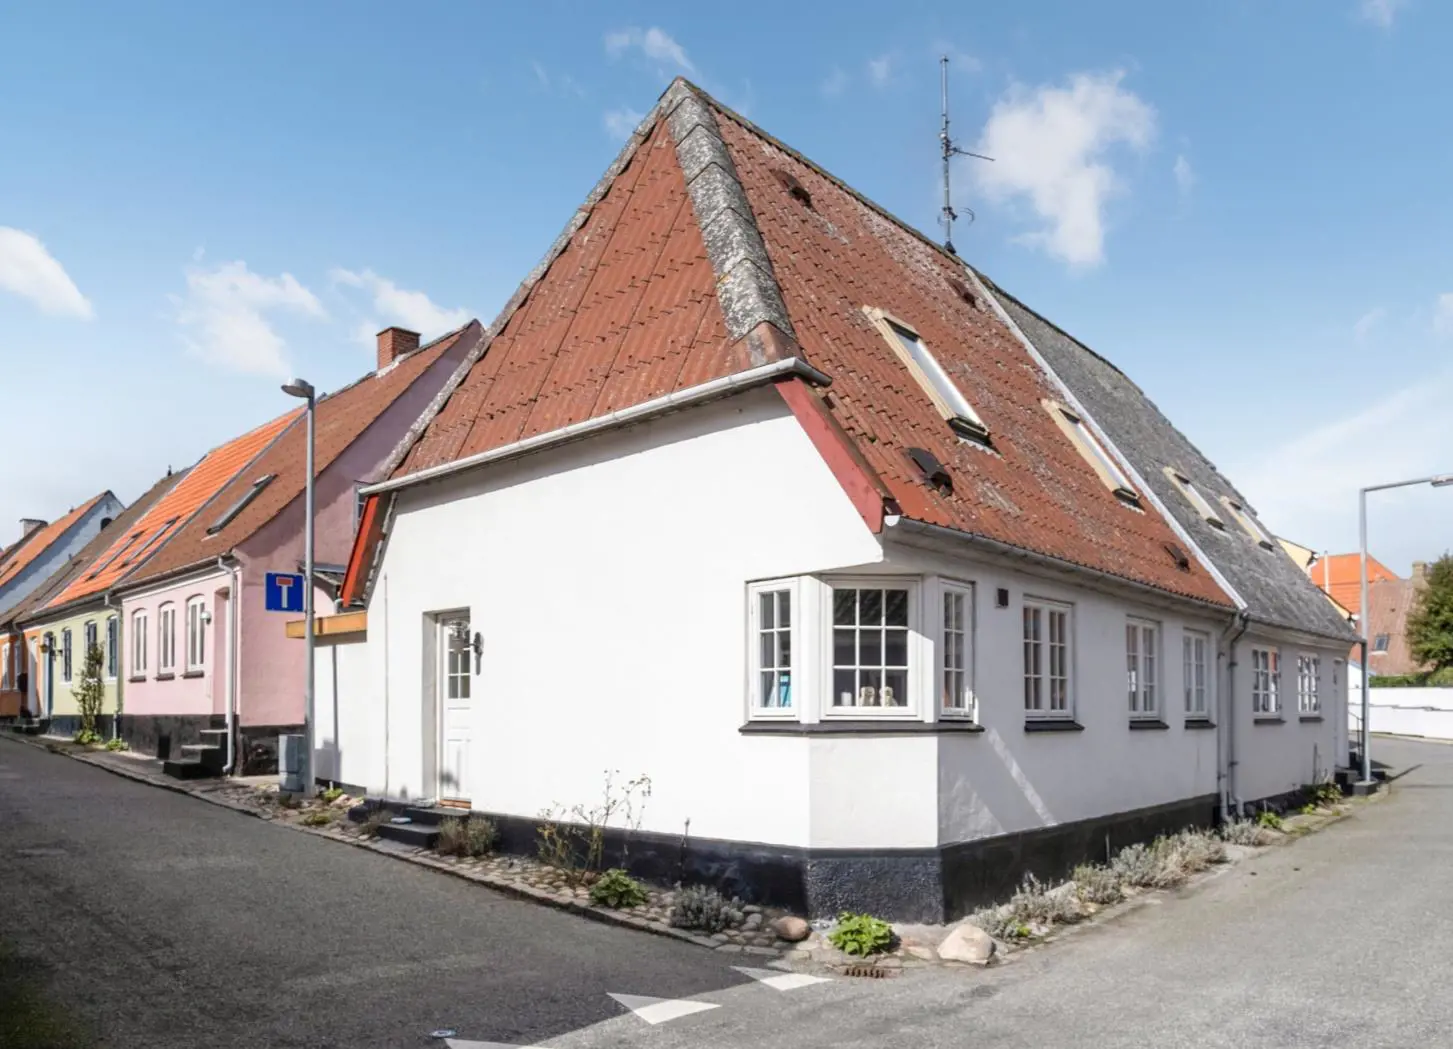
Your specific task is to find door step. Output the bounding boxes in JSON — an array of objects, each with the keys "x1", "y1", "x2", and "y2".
[
  {"x1": 162, "y1": 758, "x2": 217, "y2": 780},
  {"x1": 375, "y1": 821, "x2": 440, "y2": 849}
]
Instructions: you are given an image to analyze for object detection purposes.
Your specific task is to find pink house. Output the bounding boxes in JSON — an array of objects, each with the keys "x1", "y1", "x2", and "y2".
[{"x1": 111, "y1": 326, "x2": 479, "y2": 773}]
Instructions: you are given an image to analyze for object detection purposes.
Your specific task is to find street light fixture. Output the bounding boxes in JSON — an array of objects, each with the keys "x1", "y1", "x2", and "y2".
[
  {"x1": 282, "y1": 377, "x2": 317, "y2": 795},
  {"x1": 1358, "y1": 471, "x2": 1453, "y2": 785}
]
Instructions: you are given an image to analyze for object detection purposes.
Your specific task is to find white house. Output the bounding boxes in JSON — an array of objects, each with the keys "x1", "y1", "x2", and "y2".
[{"x1": 310, "y1": 80, "x2": 1353, "y2": 922}]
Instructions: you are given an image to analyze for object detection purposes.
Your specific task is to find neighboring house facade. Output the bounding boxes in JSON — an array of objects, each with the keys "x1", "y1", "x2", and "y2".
[
  {"x1": 103, "y1": 326, "x2": 475, "y2": 773},
  {"x1": 1305, "y1": 551, "x2": 1397, "y2": 618},
  {"x1": 310, "y1": 81, "x2": 1342, "y2": 922}
]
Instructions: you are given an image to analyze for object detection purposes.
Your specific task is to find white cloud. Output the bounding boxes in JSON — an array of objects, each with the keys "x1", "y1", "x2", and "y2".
[
  {"x1": 1360, "y1": 0, "x2": 1407, "y2": 28},
  {"x1": 1353, "y1": 307, "x2": 1386, "y2": 341},
  {"x1": 867, "y1": 54, "x2": 893, "y2": 87},
  {"x1": 1434, "y1": 292, "x2": 1453, "y2": 336},
  {"x1": 1234, "y1": 370, "x2": 1453, "y2": 570},
  {"x1": 602, "y1": 107, "x2": 645, "y2": 141},
  {"x1": 973, "y1": 70, "x2": 1156, "y2": 268},
  {"x1": 0, "y1": 227, "x2": 93, "y2": 318},
  {"x1": 1173, "y1": 154, "x2": 1195, "y2": 194},
  {"x1": 604, "y1": 27, "x2": 695, "y2": 75},
  {"x1": 331, "y1": 268, "x2": 469, "y2": 341},
  {"x1": 174, "y1": 260, "x2": 324, "y2": 377},
  {"x1": 820, "y1": 67, "x2": 849, "y2": 98}
]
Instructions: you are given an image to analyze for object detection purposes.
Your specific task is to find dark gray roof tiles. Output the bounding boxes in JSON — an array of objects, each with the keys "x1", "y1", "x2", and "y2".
[{"x1": 986, "y1": 281, "x2": 1358, "y2": 644}]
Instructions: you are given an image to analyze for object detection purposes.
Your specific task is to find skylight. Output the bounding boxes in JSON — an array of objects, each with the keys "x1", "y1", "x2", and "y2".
[
  {"x1": 87, "y1": 531, "x2": 143, "y2": 580},
  {"x1": 863, "y1": 307, "x2": 990, "y2": 444},
  {"x1": 1047, "y1": 402, "x2": 1139, "y2": 507},
  {"x1": 1164, "y1": 468, "x2": 1225, "y2": 527},
  {"x1": 207, "y1": 475, "x2": 276, "y2": 536},
  {"x1": 123, "y1": 518, "x2": 180, "y2": 567},
  {"x1": 1220, "y1": 497, "x2": 1275, "y2": 550}
]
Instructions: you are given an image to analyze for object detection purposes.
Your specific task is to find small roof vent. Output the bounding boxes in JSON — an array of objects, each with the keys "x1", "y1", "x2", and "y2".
[
  {"x1": 770, "y1": 168, "x2": 813, "y2": 208},
  {"x1": 947, "y1": 277, "x2": 979, "y2": 309},
  {"x1": 905, "y1": 447, "x2": 953, "y2": 495},
  {"x1": 1162, "y1": 541, "x2": 1191, "y2": 572}
]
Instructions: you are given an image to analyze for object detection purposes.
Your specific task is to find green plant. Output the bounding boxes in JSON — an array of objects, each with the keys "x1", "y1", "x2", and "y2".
[
  {"x1": 359, "y1": 806, "x2": 392, "y2": 837},
  {"x1": 71, "y1": 729, "x2": 102, "y2": 746},
  {"x1": 669, "y1": 886, "x2": 742, "y2": 933},
  {"x1": 321, "y1": 786, "x2": 344, "y2": 803},
  {"x1": 278, "y1": 793, "x2": 302, "y2": 810},
  {"x1": 1407, "y1": 554, "x2": 1453, "y2": 674},
  {"x1": 589, "y1": 868, "x2": 648, "y2": 909},
  {"x1": 437, "y1": 815, "x2": 497, "y2": 858},
  {"x1": 1255, "y1": 810, "x2": 1284, "y2": 831},
  {"x1": 1072, "y1": 864, "x2": 1123, "y2": 905},
  {"x1": 301, "y1": 809, "x2": 335, "y2": 827},
  {"x1": 70, "y1": 643, "x2": 106, "y2": 744},
  {"x1": 536, "y1": 770, "x2": 652, "y2": 885},
  {"x1": 1109, "y1": 842, "x2": 1158, "y2": 887},
  {"x1": 967, "y1": 904, "x2": 1032, "y2": 940},
  {"x1": 828, "y1": 912, "x2": 893, "y2": 956},
  {"x1": 1219, "y1": 819, "x2": 1272, "y2": 846},
  {"x1": 1303, "y1": 781, "x2": 1341, "y2": 808},
  {"x1": 103, "y1": 738, "x2": 128, "y2": 752}
]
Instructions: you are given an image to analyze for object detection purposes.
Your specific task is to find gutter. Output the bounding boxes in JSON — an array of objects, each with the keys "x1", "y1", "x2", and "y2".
[
  {"x1": 1220, "y1": 610, "x2": 1251, "y2": 821},
  {"x1": 361, "y1": 357, "x2": 833, "y2": 499},
  {"x1": 217, "y1": 556, "x2": 242, "y2": 775}
]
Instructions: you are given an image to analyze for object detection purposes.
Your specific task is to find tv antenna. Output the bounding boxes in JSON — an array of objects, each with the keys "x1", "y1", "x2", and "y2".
[{"x1": 939, "y1": 54, "x2": 993, "y2": 255}]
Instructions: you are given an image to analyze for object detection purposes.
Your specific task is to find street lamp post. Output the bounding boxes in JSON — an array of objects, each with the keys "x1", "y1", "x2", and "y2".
[
  {"x1": 282, "y1": 377, "x2": 317, "y2": 794},
  {"x1": 1358, "y1": 471, "x2": 1453, "y2": 785}
]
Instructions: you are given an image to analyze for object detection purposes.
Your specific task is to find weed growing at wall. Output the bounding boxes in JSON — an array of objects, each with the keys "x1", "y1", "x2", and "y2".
[
  {"x1": 536, "y1": 771, "x2": 652, "y2": 885},
  {"x1": 589, "y1": 869, "x2": 648, "y2": 909},
  {"x1": 71, "y1": 644, "x2": 105, "y2": 745}
]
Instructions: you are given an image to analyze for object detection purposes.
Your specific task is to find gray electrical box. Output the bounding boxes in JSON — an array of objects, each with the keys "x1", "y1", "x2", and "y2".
[{"x1": 278, "y1": 733, "x2": 305, "y2": 793}]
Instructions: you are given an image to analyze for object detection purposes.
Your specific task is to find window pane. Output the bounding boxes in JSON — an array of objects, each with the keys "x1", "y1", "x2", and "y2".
[
  {"x1": 833, "y1": 668, "x2": 855, "y2": 706},
  {"x1": 884, "y1": 627, "x2": 907, "y2": 667},
  {"x1": 834, "y1": 629, "x2": 855, "y2": 665},
  {"x1": 759, "y1": 631, "x2": 775, "y2": 669},
  {"x1": 777, "y1": 670, "x2": 792, "y2": 708},
  {"x1": 860, "y1": 668, "x2": 882, "y2": 705},
  {"x1": 833, "y1": 590, "x2": 857, "y2": 626},
  {"x1": 778, "y1": 629, "x2": 791, "y2": 666},
  {"x1": 884, "y1": 589, "x2": 908, "y2": 626},
  {"x1": 760, "y1": 671, "x2": 776, "y2": 707},
  {"x1": 858, "y1": 628, "x2": 882, "y2": 667},
  {"x1": 759, "y1": 592, "x2": 774, "y2": 630},
  {"x1": 884, "y1": 669, "x2": 908, "y2": 707},
  {"x1": 777, "y1": 591, "x2": 790, "y2": 628},
  {"x1": 860, "y1": 589, "x2": 882, "y2": 625}
]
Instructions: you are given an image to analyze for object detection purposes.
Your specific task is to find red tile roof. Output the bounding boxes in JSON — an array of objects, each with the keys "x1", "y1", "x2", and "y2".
[
  {"x1": 372, "y1": 81, "x2": 1232, "y2": 609},
  {"x1": 1364, "y1": 576, "x2": 1425, "y2": 676},
  {"x1": 1309, "y1": 553, "x2": 1397, "y2": 615},
  {"x1": 48, "y1": 411, "x2": 300, "y2": 606},
  {"x1": 125, "y1": 327, "x2": 473, "y2": 587},
  {"x1": 0, "y1": 492, "x2": 111, "y2": 593}
]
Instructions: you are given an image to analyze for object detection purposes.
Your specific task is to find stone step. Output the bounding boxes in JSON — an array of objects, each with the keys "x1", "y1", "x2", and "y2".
[
  {"x1": 375, "y1": 821, "x2": 439, "y2": 849},
  {"x1": 178, "y1": 743, "x2": 225, "y2": 770},
  {"x1": 402, "y1": 806, "x2": 471, "y2": 828},
  {"x1": 162, "y1": 758, "x2": 216, "y2": 780},
  {"x1": 199, "y1": 728, "x2": 230, "y2": 743}
]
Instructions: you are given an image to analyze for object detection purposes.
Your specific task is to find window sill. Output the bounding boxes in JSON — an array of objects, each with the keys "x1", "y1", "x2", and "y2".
[
  {"x1": 155, "y1": 673, "x2": 175, "y2": 681},
  {"x1": 1299, "y1": 714, "x2": 1324, "y2": 723},
  {"x1": 1184, "y1": 718, "x2": 1217, "y2": 730},
  {"x1": 182, "y1": 669, "x2": 205, "y2": 679},
  {"x1": 1128, "y1": 719, "x2": 1169, "y2": 731},
  {"x1": 1024, "y1": 719, "x2": 1084, "y2": 733},
  {"x1": 740, "y1": 720, "x2": 984, "y2": 736},
  {"x1": 127, "y1": 675, "x2": 146, "y2": 684},
  {"x1": 1254, "y1": 716, "x2": 1286, "y2": 725}
]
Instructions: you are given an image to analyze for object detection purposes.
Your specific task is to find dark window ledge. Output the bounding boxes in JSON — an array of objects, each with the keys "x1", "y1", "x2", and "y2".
[
  {"x1": 182, "y1": 669, "x2": 205, "y2": 679},
  {"x1": 155, "y1": 673, "x2": 175, "y2": 681},
  {"x1": 740, "y1": 720, "x2": 984, "y2": 736},
  {"x1": 1184, "y1": 718, "x2": 1217, "y2": 730},
  {"x1": 127, "y1": 675, "x2": 147, "y2": 684},
  {"x1": 1254, "y1": 716, "x2": 1286, "y2": 725},
  {"x1": 1129, "y1": 719, "x2": 1169, "y2": 731},
  {"x1": 1299, "y1": 715, "x2": 1324, "y2": 723},
  {"x1": 1024, "y1": 719, "x2": 1085, "y2": 733}
]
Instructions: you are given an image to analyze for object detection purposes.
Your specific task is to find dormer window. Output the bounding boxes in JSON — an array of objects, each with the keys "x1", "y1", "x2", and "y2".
[
  {"x1": 1044, "y1": 401, "x2": 1140, "y2": 508},
  {"x1": 863, "y1": 307, "x2": 990, "y2": 444},
  {"x1": 1220, "y1": 497, "x2": 1275, "y2": 550},
  {"x1": 1163, "y1": 468, "x2": 1225, "y2": 527}
]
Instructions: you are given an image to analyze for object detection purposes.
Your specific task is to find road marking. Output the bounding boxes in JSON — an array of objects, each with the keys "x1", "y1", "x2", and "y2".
[
  {"x1": 730, "y1": 966, "x2": 832, "y2": 991},
  {"x1": 444, "y1": 1040, "x2": 541, "y2": 1049},
  {"x1": 607, "y1": 993, "x2": 720, "y2": 1025}
]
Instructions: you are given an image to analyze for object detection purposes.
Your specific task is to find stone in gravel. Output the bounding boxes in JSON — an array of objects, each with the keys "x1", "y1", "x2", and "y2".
[
  {"x1": 770, "y1": 915, "x2": 811, "y2": 942},
  {"x1": 937, "y1": 922, "x2": 996, "y2": 965},
  {"x1": 904, "y1": 945, "x2": 937, "y2": 961},
  {"x1": 710, "y1": 932, "x2": 731, "y2": 943},
  {"x1": 743, "y1": 913, "x2": 763, "y2": 928},
  {"x1": 743, "y1": 904, "x2": 762, "y2": 914}
]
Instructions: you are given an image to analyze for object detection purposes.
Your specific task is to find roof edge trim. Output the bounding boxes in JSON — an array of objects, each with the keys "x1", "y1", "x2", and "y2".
[{"x1": 362, "y1": 356, "x2": 833, "y2": 499}]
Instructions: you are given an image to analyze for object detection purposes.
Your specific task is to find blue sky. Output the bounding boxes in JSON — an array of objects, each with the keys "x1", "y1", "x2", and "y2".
[{"x1": 1, "y1": 0, "x2": 1449, "y2": 572}]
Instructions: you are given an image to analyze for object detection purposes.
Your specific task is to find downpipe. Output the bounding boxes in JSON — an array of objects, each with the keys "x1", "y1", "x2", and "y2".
[
  {"x1": 220, "y1": 557, "x2": 242, "y2": 775},
  {"x1": 1220, "y1": 610, "x2": 1251, "y2": 821}
]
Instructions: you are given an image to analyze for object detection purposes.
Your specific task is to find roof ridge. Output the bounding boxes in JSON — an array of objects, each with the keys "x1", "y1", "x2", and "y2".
[{"x1": 318, "y1": 322, "x2": 474, "y2": 405}]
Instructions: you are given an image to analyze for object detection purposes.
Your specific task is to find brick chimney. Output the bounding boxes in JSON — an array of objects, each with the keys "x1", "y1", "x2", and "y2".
[
  {"x1": 19, "y1": 518, "x2": 44, "y2": 537},
  {"x1": 1412, "y1": 561, "x2": 1430, "y2": 585},
  {"x1": 376, "y1": 327, "x2": 421, "y2": 371}
]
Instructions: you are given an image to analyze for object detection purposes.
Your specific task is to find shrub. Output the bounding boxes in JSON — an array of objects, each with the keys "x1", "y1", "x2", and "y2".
[
  {"x1": 1072, "y1": 864, "x2": 1123, "y2": 905},
  {"x1": 359, "y1": 806, "x2": 392, "y2": 838},
  {"x1": 1220, "y1": 819, "x2": 1272, "y2": 846},
  {"x1": 1008, "y1": 874, "x2": 1085, "y2": 924},
  {"x1": 301, "y1": 809, "x2": 334, "y2": 827},
  {"x1": 72, "y1": 729, "x2": 102, "y2": 746},
  {"x1": 438, "y1": 815, "x2": 497, "y2": 858},
  {"x1": 1303, "y1": 781, "x2": 1341, "y2": 808},
  {"x1": 1255, "y1": 810, "x2": 1284, "y2": 831},
  {"x1": 1110, "y1": 843, "x2": 1158, "y2": 887},
  {"x1": 536, "y1": 771, "x2": 653, "y2": 885},
  {"x1": 669, "y1": 885, "x2": 741, "y2": 933},
  {"x1": 828, "y1": 912, "x2": 893, "y2": 956},
  {"x1": 589, "y1": 868, "x2": 648, "y2": 909},
  {"x1": 967, "y1": 903, "x2": 1029, "y2": 941},
  {"x1": 321, "y1": 786, "x2": 344, "y2": 803},
  {"x1": 103, "y1": 738, "x2": 128, "y2": 752}
]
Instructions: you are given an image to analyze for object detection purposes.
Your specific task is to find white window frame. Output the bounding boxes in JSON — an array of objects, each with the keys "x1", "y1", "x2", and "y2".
[
  {"x1": 185, "y1": 597, "x2": 206, "y2": 672},
  {"x1": 1023, "y1": 597, "x2": 1074, "y2": 720},
  {"x1": 1220, "y1": 497, "x2": 1275, "y2": 550},
  {"x1": 61, "y1": 628, "x2": 73, "y2": 683},
  {"x1": 1, "y1": 641, "x2": 10, "y2": 690},
  {"x1": 863, "y1": 307, "x2": 990, "y2": 443},
  {"x1": 131, "y1": 611, "x2": 148, "y2": 677},
  {"x1": 1297, "y1": 654, "x2": 1321, "y2": 716},
  {"x1": 1182, "y1": 629, "x2": 1212, "y2": 720},
  {"x1": 84, "y1": 620, "x2": 98, "y2": 672},
  {"x1": 824, "y1": 577, "x2": 920, "y2": 719},
  {"x1": 158, "y1": 603, "x2": 176, "y2": 675},
  {"x1": 1163, "y1": 468, "x2": 1225, "y2": 527},
  {"x1": 746, "y1": 578, "x2": 800, "y2": 720},
  {"x1": 1251, "y1": 646, "x2": 1281, "y2": 717},
  {"x1": 105, "y1": 616, "x2": 118, "y2": 681},
  {"x1": 940, "y1": 580, "x2": 977, "y2": 720},
  {"x1": 1126, "y1": 617, "x2": 1160, "y2": 720}
]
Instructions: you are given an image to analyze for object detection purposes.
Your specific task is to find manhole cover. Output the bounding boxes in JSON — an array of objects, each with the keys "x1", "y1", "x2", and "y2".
[{"x1": 843, "y1": 965, "x2": 894, "y2": 979}]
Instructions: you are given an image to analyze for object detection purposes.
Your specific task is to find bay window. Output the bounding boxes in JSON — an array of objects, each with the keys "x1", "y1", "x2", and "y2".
[
  {"x1": 831, "y1": 584, "x2": 912, "y2": 711},
  {"x1": 747, "y1": 580, "x2": 796, "y2": 714},
  {"x1": 941, "y1": 582, "x2": 975, "y2": 718}
]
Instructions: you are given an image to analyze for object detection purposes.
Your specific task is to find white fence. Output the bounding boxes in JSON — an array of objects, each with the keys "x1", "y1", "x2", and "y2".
[{"x1": 1348, "y1": 687, "x2": 1453, "y2": 742}]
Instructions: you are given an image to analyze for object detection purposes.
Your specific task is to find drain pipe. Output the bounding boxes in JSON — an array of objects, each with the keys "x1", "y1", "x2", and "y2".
[
  {"x1": 1220, "y1": 610, "x2": 1251, "y2": 821},
  {"x1": 219, "y1": 557, "x2": 242, "y2": 775}
]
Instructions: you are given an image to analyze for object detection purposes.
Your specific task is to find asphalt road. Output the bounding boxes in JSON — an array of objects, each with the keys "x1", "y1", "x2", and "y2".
[
  {"x1": 0, "y1": 738, "x2": 750, "y2": 1049},
  {"x1": 4, "y1": 735, "x2": 1448, "y2": 1049}
]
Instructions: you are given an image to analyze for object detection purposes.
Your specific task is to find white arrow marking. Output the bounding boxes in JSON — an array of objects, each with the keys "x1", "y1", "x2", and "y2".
[
  {"x1": 607, "y1": 993, "x2": 720, "y2": 1025},
  {"x1": 731, "y1": 965, "x2": 832, "y2": 991},
  {"x1": 444, "y1": 1040, "x2": 541, "y2": 1049}
]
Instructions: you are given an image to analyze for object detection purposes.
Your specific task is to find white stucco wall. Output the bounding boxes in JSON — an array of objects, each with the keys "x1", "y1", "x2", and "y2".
[{"x1": 1348, "y1": 686, "x2": 1453, "y2": 741}]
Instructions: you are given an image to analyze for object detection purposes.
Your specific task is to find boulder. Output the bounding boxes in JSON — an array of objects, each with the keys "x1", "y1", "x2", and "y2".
[
  {"x1": 937, "y1": 922, "x2": 996, "y2": 965},
  {"x1": 770, "y1": 915, "x2": 811, "y2": 942}
]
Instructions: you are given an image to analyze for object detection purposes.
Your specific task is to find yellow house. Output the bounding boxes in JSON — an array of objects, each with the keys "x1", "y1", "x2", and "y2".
[{"x1": 23, "y1": 599, "x2": 121, "y2": 737}]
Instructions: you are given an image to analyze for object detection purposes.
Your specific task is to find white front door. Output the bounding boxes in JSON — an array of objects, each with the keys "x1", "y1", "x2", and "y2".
[{"x1": 438, "y1": 616, "x2": 472, "y2": 804}]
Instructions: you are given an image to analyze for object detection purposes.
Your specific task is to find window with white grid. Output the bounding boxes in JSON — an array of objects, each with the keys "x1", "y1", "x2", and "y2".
[
  {"x1": 1126, "y1": 618, "x2": 1159, "y2": 718},
  {"x1": 1183, "y1": 630, "x2": 1211, "y2": 718},
  {"x1": 105, "y1": 617, "x2": 118, "y2": 680},
  {"x1": 158, "y1": 604, "x2": 176, "y2": 674},
  {"x1": 941, "y1": 582, "x2": 975, "y2": 718},
  {"x1": 831, "y1": 583, "x2": 912, "y2": 711},
  {"x1": 186, "y1": 597, "x2": 206, "y2": 671},
  {"x1": 131, "y1": 611, "x2": 148, "y2": 676},
  {"x1": 1251, "y1": 647, "x2": 1280, "y2": 716},
  {"x1": 1298, "y1": 654, "x2": 1321, "y2": 715},
  {"x1": 748, "y1": 581, "x2": 795, "y2": 714},
  {"x1": 1024, "y1": 599, "x2": 1072, "y2": 717}
]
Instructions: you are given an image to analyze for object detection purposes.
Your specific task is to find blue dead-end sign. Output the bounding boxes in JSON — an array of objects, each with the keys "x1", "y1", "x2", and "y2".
[{"x1": 265, "y1": 572, "x2": 306, "y2": 613}]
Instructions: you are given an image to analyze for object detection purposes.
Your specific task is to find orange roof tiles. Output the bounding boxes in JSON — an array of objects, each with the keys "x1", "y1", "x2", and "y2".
[
  {"x1": 1310, "y1": 552, "x2": 1397, "y2": 615},
  {"x1": 49, "y1": 410, "x2": 299, "y2": 606},
  {"x1": 0, "y1": 492, "x2": 111, "y2": 593}
]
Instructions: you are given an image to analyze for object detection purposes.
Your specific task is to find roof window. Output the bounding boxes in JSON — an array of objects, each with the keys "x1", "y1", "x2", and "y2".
[
  {"x1": 864, "y1": 307, "x2": 990, "y2": 445},
  {"x1": 770, "y1": 168, "x2": 812, "y2": 208},
  {"x1": 1044, "y1": 401, "x2": 1140, "y2": 508},
  {"x1": 1220, "y1": 497, "x2": 1275, "y2": 550},
  {"x1": 87, "y1": 531, "x2": 143, "y2": 580},
  {"x1": 946, "y1": 277, "x2": 979, "y2": 309},
  {"x1": 123, "y1": 518, "x2": 180, "y2": 567},
  {"x1": 207, "y1": 475, "x2": 276, "y2": 536},
  {"x1": 905, "y1": 447, "x2": 953, "y2": 495},
  {"x1": 1162, "y1": 542, "x2": 1191, "y2": 572},
  {"x1": 1163, "y1": 468, "x2": 1225, "y2": 528}
]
